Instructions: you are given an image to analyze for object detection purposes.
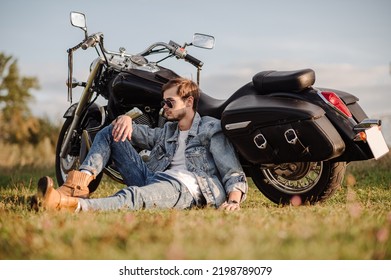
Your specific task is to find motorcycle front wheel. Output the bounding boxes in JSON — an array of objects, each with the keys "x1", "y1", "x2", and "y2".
[
  {"x1": 250, "y1": 161, "x2": 346, "y2": 205},
  {"x1": 55, "y1": 117, "x2": 103, "y2": 193}
]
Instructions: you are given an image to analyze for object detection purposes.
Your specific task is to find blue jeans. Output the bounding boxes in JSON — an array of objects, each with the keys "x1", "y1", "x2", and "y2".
[{"x1": 78, "y1": 125, "x2": 195, "y2": 211}]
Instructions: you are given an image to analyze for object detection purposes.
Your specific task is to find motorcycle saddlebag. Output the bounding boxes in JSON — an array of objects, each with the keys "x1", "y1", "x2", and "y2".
[{"x1": 221, "y1": 95, "x2": 345, "y2": 164}]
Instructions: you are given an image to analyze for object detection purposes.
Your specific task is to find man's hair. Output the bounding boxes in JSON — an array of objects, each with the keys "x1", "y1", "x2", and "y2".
[{"x1": 162, "y1": 78, "x2": 200, "y2": 110}]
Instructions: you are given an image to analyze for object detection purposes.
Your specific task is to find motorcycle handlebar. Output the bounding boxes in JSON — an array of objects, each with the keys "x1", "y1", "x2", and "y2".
[
  {"x1": 184, "y1": 53, "x2": 203, "y2": 68},
  {"x1": 78, "y1": 35, "x2": 204, "y2": 68},
  {"x1": 138, "y1": 42, "x2": 203, "y2": 68},
  {"x1": 82, "y1": 37, "x2": 96, "y2": 50},
  {"x1": 81, "y1": 33, "x2": 103, "y2": 50}
]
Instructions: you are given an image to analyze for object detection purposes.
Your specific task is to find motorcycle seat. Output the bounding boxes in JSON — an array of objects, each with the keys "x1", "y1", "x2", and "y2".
[
  {"x1": 198, "y1": 92, "x2": 226, "y2": 119},
  {"x1": 252, "y1": 68, "x2": 315, "y2": 94},
  {"x1": 198, "y1": 69, "x2": 315, "y2": 119},
  {"x1": 198, "y1": 82, "x2": 257, "y2": 119}
]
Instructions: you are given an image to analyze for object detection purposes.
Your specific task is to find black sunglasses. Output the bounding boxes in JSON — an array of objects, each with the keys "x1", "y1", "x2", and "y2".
[{"x1": 161, "y1": 99, "x2": 175, "y2": 108}]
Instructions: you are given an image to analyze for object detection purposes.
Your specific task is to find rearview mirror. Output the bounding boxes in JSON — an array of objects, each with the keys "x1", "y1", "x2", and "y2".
[
  {"x1": 70, "y1": 11, "x2": 88, "y2": 39},
  {"x1": 192, "y1": 33, "x2": 215, "y2": 49},
  {"x1": 70, "y1": 11, "x2": 87, "y2": 30}
]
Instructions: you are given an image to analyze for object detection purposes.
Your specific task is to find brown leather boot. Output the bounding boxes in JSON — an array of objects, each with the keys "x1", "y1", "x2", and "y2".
[
  {"x1": 37, "y1": 176, "x2": 80, "y2": 212},
  {"x1": 57, "y1": 170, "x2": 95, "y2": 198}
]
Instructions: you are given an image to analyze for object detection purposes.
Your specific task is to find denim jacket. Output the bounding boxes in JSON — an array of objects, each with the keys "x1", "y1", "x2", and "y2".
[{"x1": 131, "y1": 113, "x2": 248, "y2": 208}]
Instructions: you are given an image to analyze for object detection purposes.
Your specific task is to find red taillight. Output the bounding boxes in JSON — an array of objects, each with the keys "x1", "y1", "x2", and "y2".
[{"x1": 320, "y1": 91, "x2": 352, "y2": 118}]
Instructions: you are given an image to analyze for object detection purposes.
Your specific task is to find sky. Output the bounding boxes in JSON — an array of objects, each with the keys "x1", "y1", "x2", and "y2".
[{"x1": 1, "y1": 0, "x2": 390, "y2": 134}]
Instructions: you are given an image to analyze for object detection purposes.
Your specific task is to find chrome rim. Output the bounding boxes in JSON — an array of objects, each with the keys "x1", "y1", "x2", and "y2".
[
  {"x1": 261, "y1": 162, "x2": 323, "y2": 194},
  {"x1": 59, "y1": 153, "x2": 81, "y2": 183},
  {"x1": 59, "y1": 126, "x2": 80, "y2": 181}
]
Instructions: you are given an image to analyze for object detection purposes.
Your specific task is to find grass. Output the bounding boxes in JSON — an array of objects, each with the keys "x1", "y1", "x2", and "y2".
[{"x1": 0, "y1": 154, "x2": 390, "y2": 260}]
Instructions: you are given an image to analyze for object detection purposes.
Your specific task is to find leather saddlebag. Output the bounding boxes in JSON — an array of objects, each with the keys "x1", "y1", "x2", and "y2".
[{"x1": 221, "y1": 95, "x2": 345, "y2": 164}]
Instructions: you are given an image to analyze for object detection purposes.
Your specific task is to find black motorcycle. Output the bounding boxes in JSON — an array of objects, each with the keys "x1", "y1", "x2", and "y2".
[{"x1": 56, "y1": 11, "x2": 389, "y2": 205}]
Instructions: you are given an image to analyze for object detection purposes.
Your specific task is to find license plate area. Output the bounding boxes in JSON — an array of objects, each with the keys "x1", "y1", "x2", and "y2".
[{"x1": 366, "y1": 126, "x2": 389, "y2": 159}]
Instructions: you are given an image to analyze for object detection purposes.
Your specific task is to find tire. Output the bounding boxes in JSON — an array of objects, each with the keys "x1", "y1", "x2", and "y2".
[
  {"x1": 250, "y1": 161, "x2": 346, "y2": 205},
  {"x1": 55, "y1": 117, "x2": 103, "y2": 193}
]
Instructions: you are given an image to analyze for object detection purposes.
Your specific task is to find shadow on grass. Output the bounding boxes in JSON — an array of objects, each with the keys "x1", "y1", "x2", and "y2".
[{"x1": 0, "y1": 193, "x2": 39, "y2": 212}]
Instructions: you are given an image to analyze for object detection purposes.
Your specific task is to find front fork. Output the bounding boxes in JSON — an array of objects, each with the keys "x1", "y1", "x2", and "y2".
[{"x1": 60, "y1": 57, "x2": 105, "y2": 158}]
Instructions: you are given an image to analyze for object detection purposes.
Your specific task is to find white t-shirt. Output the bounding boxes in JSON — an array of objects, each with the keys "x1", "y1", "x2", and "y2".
[{"x1": 164, "y1": 130, "x2": 203, "y2": 202}]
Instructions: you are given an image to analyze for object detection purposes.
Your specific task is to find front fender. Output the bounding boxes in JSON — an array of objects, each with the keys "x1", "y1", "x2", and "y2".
[
  {"x1": 63, "y1": 102, "x2": 106, "y2": 132},
  {"x1": 63, "y1": 102, "x2": 103, "y2": 120},
  {"x1": 63, "y1": 103, "x2": 78, "y2": 118}
]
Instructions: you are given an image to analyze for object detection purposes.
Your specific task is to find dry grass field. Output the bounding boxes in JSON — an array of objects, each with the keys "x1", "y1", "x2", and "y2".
[{"x1": 0, "y1": 143, "x2": 390, "y2": 260}]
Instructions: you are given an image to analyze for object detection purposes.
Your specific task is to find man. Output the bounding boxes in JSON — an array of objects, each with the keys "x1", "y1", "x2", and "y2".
[{"x1": 36, "y1": 77, "x2": 247, "y2": 212}]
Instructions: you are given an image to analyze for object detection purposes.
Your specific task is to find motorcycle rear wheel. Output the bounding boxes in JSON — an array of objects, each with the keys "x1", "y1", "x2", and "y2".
[
  {"x1": 250, "y1": 161, "x2": 346, "y2": 205},
  {"x1": 55, "y1": 117, "x2": 103, "y2": 193}
]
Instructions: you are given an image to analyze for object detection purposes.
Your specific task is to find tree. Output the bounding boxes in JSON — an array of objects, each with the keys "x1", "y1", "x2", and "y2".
[{"x1": 0, "y1": 52, "x2": 40, "y2": 144}]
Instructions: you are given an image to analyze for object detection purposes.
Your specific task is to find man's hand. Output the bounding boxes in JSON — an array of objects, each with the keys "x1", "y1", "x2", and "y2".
[
  {"x1": 219, "y1": 190, "x2": 243, "y2": 211},
  {"x1": 112, "y1": 115, "x2": 133, "y2": 142},
  {"x1": 219, "y1": 201, "x2": 241, "y2": 211}
]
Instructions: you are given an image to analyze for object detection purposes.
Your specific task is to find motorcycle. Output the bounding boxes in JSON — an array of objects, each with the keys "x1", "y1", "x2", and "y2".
[{"x1": 56, "y1": 11, "x2": 389, "y2": 205}]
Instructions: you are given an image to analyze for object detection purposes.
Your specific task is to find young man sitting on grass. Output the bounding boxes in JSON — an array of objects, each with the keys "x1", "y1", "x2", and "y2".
[{"x1": 36, "y1": 77, "x2": 247, "y2": 212}]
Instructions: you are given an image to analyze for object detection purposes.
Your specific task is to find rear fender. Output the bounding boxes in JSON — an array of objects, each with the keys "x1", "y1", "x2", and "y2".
[{"x1": 318, "y1": 87, "x2": 368, "y2": 122}]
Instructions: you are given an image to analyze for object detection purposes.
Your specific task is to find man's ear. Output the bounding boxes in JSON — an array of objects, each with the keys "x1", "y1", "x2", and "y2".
[{"x1": 186, "y1": 96, "x2": 194, "y2": 108}]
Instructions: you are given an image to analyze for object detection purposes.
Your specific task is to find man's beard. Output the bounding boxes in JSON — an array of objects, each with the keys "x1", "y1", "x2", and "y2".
[{"x1": 164, "y1": 108, "x2": 186, "y2": 121}]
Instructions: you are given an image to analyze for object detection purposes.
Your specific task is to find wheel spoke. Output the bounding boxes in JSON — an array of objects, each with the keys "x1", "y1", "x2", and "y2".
[{"x1": 262, "y1": 162, "x2": 323, "y2": 194}]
